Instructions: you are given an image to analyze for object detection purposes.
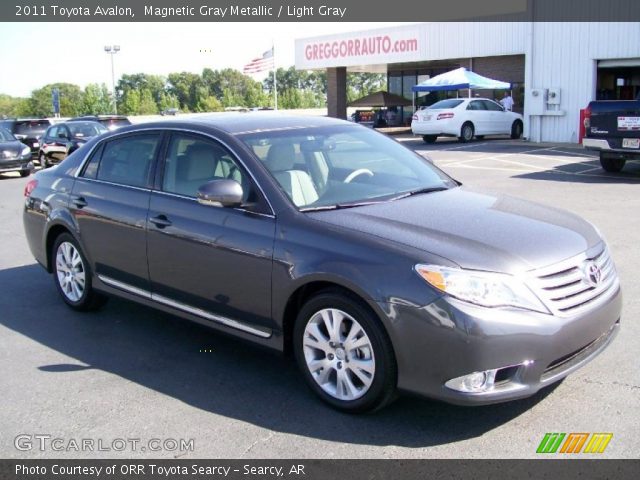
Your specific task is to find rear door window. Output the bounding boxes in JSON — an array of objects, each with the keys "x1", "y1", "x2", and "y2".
[
  {"x1": 467, "y1": 101, "x2": 487, "y2": 111},
  {"x1": 482, "y1": 100, "x2": 504, "y2": 111},
  {"x1": 14, "y1": 120, "x2": 50, "y2": 137},
  {"x1": 96, "y1": 134, "x2": 160, "y2": 188}
]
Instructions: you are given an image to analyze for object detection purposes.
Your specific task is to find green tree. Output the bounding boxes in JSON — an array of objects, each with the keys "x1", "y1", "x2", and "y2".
[
  {"x1": 138, "y1": 89, "x2": 158, "y2": 114},
  {"x1": 158, "y1": 91, "x2": 180, "y2": 111},
  {"x1": 200, "y1": 96, "x2": 224, "y2": 112},
  {"x1": 0, "y1": 94, "x2": 29, "y2": 117},
  {"x1": 117, "y1": 73, "x2": 167, "y2": 107},
  {"x1": 347, "y1": 73, "x2": 386, "y2": 102},
  {"x1": 27, "y1": 83, "x2": 84, "y2": 117},
  {"x1": 263, "y1": 67, "x2": 327, "y2": 109},
  {"x1": 119, "y1": 89, "x2": 141, "y2": 115},
  {"x1": 82, "y1": 83, "x2": 112, "y2": 115},
  {"x1": 167, "y1": 72, "x2": 204, "y2": 112}
]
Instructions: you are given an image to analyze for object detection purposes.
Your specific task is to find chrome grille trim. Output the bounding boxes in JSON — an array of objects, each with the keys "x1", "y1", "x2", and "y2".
[{"x1": 526, "y1": 246, "x2": 619, "y2": 317}]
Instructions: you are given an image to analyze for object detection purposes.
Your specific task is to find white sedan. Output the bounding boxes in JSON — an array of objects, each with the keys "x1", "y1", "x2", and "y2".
[{"x1": 411, "y1": 98, "x2": 524, "y2": 143}]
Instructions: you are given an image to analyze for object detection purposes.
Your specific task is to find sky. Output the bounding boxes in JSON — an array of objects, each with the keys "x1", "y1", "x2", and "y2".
[{"x1": 0, "y1": 22, "x2": 406, "y2": 97}]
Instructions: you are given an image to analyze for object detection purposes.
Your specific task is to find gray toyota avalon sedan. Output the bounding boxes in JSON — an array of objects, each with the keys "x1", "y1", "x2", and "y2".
[{"x1": 23, "y1": 114, "x2": 621, "y2": 413}]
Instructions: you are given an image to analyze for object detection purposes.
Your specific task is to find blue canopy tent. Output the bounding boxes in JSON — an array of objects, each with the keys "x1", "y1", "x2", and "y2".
[{"x1": 411, "y1": 67, "x2": 511, "y2": 110}]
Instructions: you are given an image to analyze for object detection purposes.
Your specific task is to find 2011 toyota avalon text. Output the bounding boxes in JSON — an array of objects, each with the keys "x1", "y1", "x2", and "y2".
[{"x1": 22, "y1": 114, "x2": 622, "y2": 413}]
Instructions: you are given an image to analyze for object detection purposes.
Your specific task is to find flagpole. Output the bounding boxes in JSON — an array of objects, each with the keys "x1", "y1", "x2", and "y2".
[{"x1": 272, "y1": 41, "x2": 278, "y2": 110}]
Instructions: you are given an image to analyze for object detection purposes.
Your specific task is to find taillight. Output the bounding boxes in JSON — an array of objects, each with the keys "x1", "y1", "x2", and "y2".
[
  {"x1": 437, "y1": 112, "x2": 455, "y2": 120},
  {"x1": 24, "y1": 179, "x2": 38, "y2": 197},
  {"x1": 583, "y1": 106, "x2": 591, "y2": 129},
  {"x1": 412, "y1": 114, "x2": 418, "y2": 121}
]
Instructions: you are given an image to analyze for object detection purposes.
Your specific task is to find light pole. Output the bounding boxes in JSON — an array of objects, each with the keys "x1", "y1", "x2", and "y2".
[{"x1": 104, "y1": 45, "x2": 120, "y2": 114}]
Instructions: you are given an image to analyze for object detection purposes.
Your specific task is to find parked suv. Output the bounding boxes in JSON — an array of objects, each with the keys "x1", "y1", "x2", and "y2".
[
  {"x1": 23, "y1": 114, "x2": 621, "y2": 413},
  {"x1": 38, "y1": 121, "x2": 107, "y2": 168},
  {"x1": 0, "y1": 118, "x2": 51, "y2": 155}
]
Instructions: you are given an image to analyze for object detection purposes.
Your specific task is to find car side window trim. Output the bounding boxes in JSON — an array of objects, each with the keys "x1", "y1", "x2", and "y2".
[
  {"x1": 156, "y1": 131, "x2": 272, "y2": 216},
  {"x1": 74, "y1": 127, "x2": 275, "y2": 216}
]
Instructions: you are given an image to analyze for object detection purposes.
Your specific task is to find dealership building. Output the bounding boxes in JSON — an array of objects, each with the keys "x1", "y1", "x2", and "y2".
[{"x1": 295, "y1": 23, "x2": 640, "y2": 143}]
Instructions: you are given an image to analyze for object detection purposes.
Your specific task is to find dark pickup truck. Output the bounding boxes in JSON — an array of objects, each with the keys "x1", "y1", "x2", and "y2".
[{"x1": 582, "y1": 100, "x2": 640, "y2": 172}]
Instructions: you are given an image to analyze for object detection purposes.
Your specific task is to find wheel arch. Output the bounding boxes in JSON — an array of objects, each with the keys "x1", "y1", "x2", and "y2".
[
  {"x1": 44, "y1": 215, "x2": 80, "y2": 272},
  {"x1": 279, "y1": 276, "x2": 394, "y2": 358}
]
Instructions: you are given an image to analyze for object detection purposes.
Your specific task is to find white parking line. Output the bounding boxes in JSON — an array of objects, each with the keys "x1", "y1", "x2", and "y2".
[{"x1": 437, "y1": 142, "x2": 490, "y2": 151}]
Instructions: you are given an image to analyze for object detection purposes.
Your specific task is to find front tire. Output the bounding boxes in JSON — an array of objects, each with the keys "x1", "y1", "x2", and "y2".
[
  {"x1": 511, "y1": 120, "x2": 523, "y2": 139},
  {"x1": 293, "y1": 290, "x2": 397, "y2": 413},
  {"x1": 459, "y1": 122, "x2": 474, "y2": 143},
  {"x1": 19, "y1": 170, "x2": 30, "y2": 177},
  {"x1": 600, "y1": 153, "x2": 625, "y2": 173},
  {"x1": 422, "y1": 135, "x2": 438, "y2": 144},
  {"x1": 52, "y1": 233, "x2": 107, "y2": 311}
]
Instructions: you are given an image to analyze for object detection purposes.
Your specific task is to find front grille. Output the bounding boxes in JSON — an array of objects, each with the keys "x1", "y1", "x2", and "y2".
[
  {"x1": 541, "y1": 320, "x2": 618, "y2": 381},
  {"x1": 527, "y1": 247, "x2": 618, "y2": 316}
]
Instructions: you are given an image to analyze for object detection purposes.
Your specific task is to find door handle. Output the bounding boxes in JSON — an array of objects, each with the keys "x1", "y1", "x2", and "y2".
[
  {"x1": 150, "y1": 214, "x2": 172, "y2": 228},
  {"x1": 71, "y1": 196, "x2": 88, "y2": 208}
]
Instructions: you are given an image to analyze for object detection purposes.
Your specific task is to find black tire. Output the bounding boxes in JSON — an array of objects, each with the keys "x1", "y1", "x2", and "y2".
[
  {"x1": 51, "y1": 233, "x2": 108, "y2": 311},
  {"x1": 510, "y1": 120, "x2": 523, "y2": 139},
  {"x1": 459, "y1": 122, "x2": 474, "y2": 143},
  {"x1": 39, "y1": 152, "x2": 48, "y2": 168},
  {"x1": 599, "y1": 154, "x2": 625, "y2": 173},
  {"x1": 422, "y1": 135, "x2": 438, "y2": 144},
  {"x1": 293, "y1": 290, "x2": 397, "y2": 413},
  {"x1": 19, "y1": 170, "x2": 31, "y2": 177}
]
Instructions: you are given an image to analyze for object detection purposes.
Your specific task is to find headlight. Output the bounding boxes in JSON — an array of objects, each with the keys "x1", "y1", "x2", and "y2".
[
  {"x1": 415, "y1": 264, "x2": 549, "y2": 313},
  {"x1": 21, "y1": 146, "x2": 31, "y2": 156}
]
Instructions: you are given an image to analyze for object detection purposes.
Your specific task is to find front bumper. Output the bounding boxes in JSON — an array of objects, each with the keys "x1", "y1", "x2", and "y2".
[
  {"x1": 380, "y1": 284, "x2": 622, "y2": 405},
  {"x1": 0, "y1": 159, "x2": 34, "y2": 173}
]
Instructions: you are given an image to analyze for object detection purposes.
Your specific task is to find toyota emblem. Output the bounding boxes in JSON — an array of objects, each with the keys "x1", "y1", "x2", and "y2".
[{"x1": 585, "y1": 262, "x2": 602, "y2": 287}]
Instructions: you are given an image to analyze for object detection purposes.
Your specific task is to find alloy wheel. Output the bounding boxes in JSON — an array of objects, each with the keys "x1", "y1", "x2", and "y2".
[
  {"x1": 302, "y1": 308, "x2": 376, "y2": 401},
  {"x1": 55, "y1": 241, "x2": 86, "y2": 302}
]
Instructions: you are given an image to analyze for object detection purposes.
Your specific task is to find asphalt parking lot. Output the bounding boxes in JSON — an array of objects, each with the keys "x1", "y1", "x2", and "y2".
[{"x1": 1, "y1": 137, "x2": 639, "y2": 459}]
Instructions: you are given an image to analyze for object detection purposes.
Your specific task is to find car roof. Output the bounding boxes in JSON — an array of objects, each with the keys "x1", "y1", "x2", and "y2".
[
  {"x1": 170, "y1": 112, "x2": 350, "y2": 135},
  {"x1": 70, "y1": 115, "x2": 129, "y2": 120}
]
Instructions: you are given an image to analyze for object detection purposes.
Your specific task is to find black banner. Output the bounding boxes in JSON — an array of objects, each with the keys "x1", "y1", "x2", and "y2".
[
  {"x1": 2, "y1": 460, "x2": 639, "y2": 480},
  {"x1": 3, "y1": 0, "x2": 640, "y2": 22}
]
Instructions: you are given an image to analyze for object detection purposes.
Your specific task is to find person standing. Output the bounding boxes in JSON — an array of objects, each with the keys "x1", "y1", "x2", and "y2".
[{"x1": 500, "y1": 92, "x2": 514, "y2": 111}]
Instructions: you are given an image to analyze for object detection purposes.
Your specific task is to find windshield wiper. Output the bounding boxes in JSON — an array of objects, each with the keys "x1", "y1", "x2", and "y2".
[
  {"x1": 389, "y1": 186, "x2": 450, "y2": 202},
  {"x1": 300, "y1": 200, "x2": 385, "y2": 212}
]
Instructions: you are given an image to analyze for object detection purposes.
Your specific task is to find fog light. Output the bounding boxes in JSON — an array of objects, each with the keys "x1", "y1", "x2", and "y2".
[{"x1": 445, "y1": 369, "x2": 498, "y2": 393}]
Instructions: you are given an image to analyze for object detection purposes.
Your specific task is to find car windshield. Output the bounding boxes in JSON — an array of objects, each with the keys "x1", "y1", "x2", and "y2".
[
  {"x1": 427, "y1": 99, "x2": 464, "y2": 109},
  {"x1": 68, "y1": 122, "x2": 108, "y2": 138},
  {"x1": 239, "y1": 124, "x2": 457, "y2": 210},
  {"x1": 0, "y1": 128, "x2": 16, "y2": 142},
  {"x1": 14, "y1": 120, "x2": 49, "y2": 136}
]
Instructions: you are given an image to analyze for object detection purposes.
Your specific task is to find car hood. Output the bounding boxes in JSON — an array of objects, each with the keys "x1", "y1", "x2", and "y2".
[
  {"x1": 308, "y1": 187, "x2": 600, "y2": 274},
  {"x1": 0, "y1": 140, "x2": 27, "y2": 159}
]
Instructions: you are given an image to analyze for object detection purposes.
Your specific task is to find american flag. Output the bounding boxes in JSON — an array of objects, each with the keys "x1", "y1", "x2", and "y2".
[{"x1": 242, "y1": 48, "x2": 274, "y2": 74}]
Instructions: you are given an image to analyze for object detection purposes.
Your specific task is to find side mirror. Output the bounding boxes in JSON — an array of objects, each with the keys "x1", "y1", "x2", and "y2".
[{"x1": 197, "y1": 179, "x2": 243, "y2": 208}]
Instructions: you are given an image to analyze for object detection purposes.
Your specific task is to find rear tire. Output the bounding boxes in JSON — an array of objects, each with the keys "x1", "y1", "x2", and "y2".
[
  {"x1": 422, "y1": 135, "x2": 438, "y2": 144},
  {"x1": 52, "y1": 233, "x2": 108, "y2": 311},
  {"x1": 600, "y1": 153, "x2": 625, "y2": 173},
  {"x1": 459, "y1": 122, "x2": 474, "y2": 143},
  {"x1": 19, "y1": 170, "x2": 30, "y2": 177},
  {"x1": 293, "y1": 290, "x2": 397, "y2": 413},
  {"x1": 511, "y1": 120, "x2": 523, "y2": 139},
  {"x1": 39, "y1": 152, "x2": 48, "y2": 168}
]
